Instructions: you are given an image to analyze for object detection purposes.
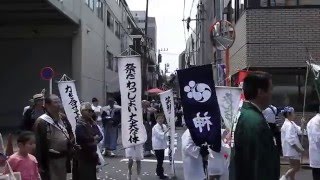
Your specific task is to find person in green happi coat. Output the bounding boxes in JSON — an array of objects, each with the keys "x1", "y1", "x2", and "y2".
[{"x1": 229, "y1": 71, "x2": 280, "y2": 180}]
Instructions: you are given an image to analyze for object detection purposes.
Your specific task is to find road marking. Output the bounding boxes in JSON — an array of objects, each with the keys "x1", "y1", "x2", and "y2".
[{"x1": 120, "y1": 159, "x2": 183, "y2": 164}]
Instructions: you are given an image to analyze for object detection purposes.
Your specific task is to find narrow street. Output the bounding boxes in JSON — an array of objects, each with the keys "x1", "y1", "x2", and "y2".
[{"x1": 95, "y1": 128, "x2": 313, "y2": 180}]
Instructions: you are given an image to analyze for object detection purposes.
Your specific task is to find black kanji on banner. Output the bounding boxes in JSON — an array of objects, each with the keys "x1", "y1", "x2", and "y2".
[{"x1": 177, "y1": 64, "x2": 221, "y2": 152}]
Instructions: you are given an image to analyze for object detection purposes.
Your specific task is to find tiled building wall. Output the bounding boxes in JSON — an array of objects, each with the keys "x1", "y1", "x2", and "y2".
[{"x1": 230, "y1": 8, "x2": 320, "y2": 74}]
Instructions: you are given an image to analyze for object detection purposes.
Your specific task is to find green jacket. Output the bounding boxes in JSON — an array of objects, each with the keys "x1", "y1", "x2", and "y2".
[{"x1": 230, "y1": 102, "x2": 280, "y2": 180}]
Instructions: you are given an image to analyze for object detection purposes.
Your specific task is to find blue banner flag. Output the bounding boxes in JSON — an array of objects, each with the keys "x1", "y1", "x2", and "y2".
[{"x1": 177, "y1": 64, "x2": 221, "y2": 151}]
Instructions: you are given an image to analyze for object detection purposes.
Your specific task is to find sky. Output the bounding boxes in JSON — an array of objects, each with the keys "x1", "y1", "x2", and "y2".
[{"x1": 126, "y1": 0, "x2": 197, "y2": 73}]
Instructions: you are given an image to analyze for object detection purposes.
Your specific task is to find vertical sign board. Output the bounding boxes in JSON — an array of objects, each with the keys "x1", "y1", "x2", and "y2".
[
  {"x1": 58, "y1": 81, "x2": 81, "y2": 134},
  {"x1": 118, "y1": 56, "x2": 147, "y2": 148},
  {"x1": 159, "y1": 90, "x2": 176, "y2": 175}
]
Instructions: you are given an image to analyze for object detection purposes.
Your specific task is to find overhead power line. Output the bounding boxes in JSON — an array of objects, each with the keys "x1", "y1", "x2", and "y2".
[{"x1": 189, "y1": 0, "x2": 196, "y2": 17}]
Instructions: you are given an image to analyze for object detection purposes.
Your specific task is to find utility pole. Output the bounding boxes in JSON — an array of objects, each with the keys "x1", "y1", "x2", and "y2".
[
  {"x1": 142, "y1": 0, "x2": 149, "y2": 98},
  {"x1": 199, "y1": 1, "x2": 205, "y2": 66},
  {"x1": 215, "y1": 0, "x2": 223, "y2": 85}
]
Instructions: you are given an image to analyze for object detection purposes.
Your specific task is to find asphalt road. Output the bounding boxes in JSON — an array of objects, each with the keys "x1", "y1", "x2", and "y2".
[
  {"x1": 97, "y1": 128, "x2": 185, "y2": 180},
  {"x1": 95, "y1": 128, "x2": 313, "y2": 180},
  {"x1": 1, "y1": 128, "x2": 313, "y2": 180}
]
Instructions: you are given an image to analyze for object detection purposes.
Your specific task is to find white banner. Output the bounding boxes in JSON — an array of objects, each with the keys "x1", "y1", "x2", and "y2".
[
  {"x1": 118, "y1": 56, "x2": 147, "y2": 148},
  {"x1": 216, "y1": 86, "x2": 242, "y2": 130},
  {"x1": 58, "y1": 81, "x2": 81, "y2": 133},
  {"x1": 159, "y1": 89, "x2": 176, "y2": 176}
]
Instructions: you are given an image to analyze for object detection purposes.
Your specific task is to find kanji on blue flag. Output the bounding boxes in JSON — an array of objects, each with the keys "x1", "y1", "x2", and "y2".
[{"x1": 177, "y1": 64, "x2": 221, "y2": 152}]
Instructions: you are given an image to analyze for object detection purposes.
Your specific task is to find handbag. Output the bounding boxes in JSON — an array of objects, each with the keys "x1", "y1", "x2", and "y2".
[{"x1": 0, "y1": 161, "x2": 22, "y2": 180}]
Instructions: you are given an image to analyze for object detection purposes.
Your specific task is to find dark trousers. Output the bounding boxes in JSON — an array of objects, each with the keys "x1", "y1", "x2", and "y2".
[
  {"x1": 155, "y1": 149, "x2": 165, "y2": 177},
  {"x1": 144, "y1": 123, "x2": 153, "y2": 151},
  {"x1": 268, "y1": 123, "x2": 282, "y2": 155},
  {"x1": 313, "y1": 168, "x2": 320, "y2": 180},
  {"x1": 77, "y1": 158, "x2": 97, "y2": 180}
]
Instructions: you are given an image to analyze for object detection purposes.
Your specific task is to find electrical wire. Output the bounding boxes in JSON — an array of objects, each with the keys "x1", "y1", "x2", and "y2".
[{"x1": 189, "y1": 0, "x2": 196, "y2": 18}]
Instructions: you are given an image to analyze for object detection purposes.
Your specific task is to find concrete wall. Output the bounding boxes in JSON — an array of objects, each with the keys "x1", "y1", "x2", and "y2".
[
  {"x1": 0, "y1": 38, "x2": 72, "y2": 128},
  {"x1": 229, "y1": 12, "x2": 248, "y2": 75},
  {"x1": 202, "y1": 0, "x2": 216, "y2": 65},
  {"x1": 230, "y1": 8, "x2": 320, "y2": 74},
  {"x1": 56, "y1": 0, "x2": 123, "y2": 102},
  {"x1": 79, "y1": 2, "x2": 106, "y2": 103}
]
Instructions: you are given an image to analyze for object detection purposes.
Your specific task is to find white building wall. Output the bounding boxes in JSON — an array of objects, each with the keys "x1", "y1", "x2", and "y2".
[{"x1": 49, "y1": 0, "x2": 137, "y2": 103}]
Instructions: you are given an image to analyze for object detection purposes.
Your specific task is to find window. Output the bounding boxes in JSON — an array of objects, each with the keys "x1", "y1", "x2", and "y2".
[
  {"x1": 107, "y1": 51, "x2": 113, "y2": 70},
  {"x1": 97, "y1": 0, "x2": 103, "y2": 20},
  {"x1": 114, "y1": 59, "x2": 118, "y2": 72},
  {"x1": 268, "y1": 69, "x2": 319, "y2": 112},
  {"x1": 115, "y1": 21, "x2": 120, "y2": 38},
  {"x1": 85, "y1": 0, "x2": 94, "y2": 10},
  {"x1": 107, "y1": 11, "x2": 114, "y2": 31}
]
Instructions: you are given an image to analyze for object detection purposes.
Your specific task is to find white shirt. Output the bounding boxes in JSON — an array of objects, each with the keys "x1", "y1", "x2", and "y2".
[
  {"x1": 152, "y1": 123, "x2": 168, "y2": 150},
  {"x1": 92, "y1": 105, "x2": 102, "y2": 121},
  {"x1": 263, "y1": 105, "x2": 277, "y2": 124},
  {"x1": 208, "y1": 141, "x2": 230, "y2": 177},
  {"x1": 281, "y1": 119, "x2": 303, "y2": 157},
  {"x1": 181, "y1": 129, "x2": 205, "y2": 180},
  {"x1": 307, "y1": 114, "x2": 320, "y2": 168}
]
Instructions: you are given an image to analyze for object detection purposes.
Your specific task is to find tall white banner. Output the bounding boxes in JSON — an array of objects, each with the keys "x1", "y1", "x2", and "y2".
[
  {"x1": 159, "y1": 90, "x2": 176, "y2": 175},
  {"x1": 215, "y1": 86, "x2": 242, "y2": 130},
  {"x1": 118, "y1": 56, "x2": 147, "y2": 148},
  {"x1": 58, "y1": 81, "x2": 81, "y2": 133}
]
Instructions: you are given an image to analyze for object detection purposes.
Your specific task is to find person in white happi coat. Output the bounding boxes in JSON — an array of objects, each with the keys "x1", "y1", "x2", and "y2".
[
  {"x1": 280, "y1": 106, "x2": 304, "y2": 180},
  {"x1": 208, "y1": 129, "x2": 230, "y2": 180},
  {"x1": 182, "y1": 129, "x2": 207, "y2": 180},
  {"x1": 125, "y1": 144, "x2": 144, "y2": 180},
  {"x1": 152, "y1": 114, "x2": 170, "y2": 179},
  {"x1": 307, "y1": 113, "x2": 320, "y2": 180}
]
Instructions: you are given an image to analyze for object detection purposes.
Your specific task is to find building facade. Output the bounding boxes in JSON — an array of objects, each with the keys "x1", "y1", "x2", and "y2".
[
  {"x1": 132, "y1": 11, "x2": 158, "y2": 88},
  {"x1": 0, "y1": 0, "x2": 142, "y2": 128},
  {"x1": 227, "y1": 0, "x2": 320, "y2": 112},
  {"x1": 187, "y1": 0, "x2": 320, "y2": 112}
]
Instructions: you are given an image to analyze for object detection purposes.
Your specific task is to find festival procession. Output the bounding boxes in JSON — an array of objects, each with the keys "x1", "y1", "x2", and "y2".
[{"x1": 1, "y1": 0, "x2": 320, "y2": 180}]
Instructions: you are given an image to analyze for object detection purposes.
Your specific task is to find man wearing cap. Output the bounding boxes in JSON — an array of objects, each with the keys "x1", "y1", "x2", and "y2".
[{"x1": 22, "y1": 94, "x2": 45, "y2": 131}]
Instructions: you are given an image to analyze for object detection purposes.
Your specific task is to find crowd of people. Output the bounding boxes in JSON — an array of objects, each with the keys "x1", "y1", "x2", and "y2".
[
  {"x1": 1, "y1": 71, "x2": 320, "y2": 180},
  {"x1": 0, "y1": 91, "x2": 182, "y2": 180}
]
